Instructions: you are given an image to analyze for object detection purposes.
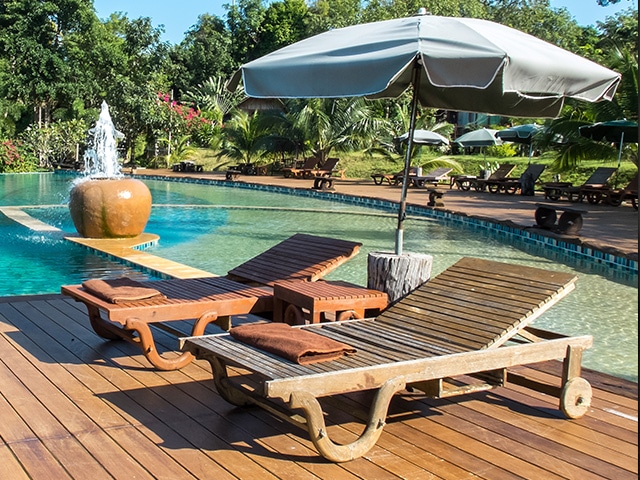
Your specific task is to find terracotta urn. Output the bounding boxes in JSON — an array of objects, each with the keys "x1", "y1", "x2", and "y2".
[{"x1": 69, "y1": 177, "x2": 152, "y2": 238}]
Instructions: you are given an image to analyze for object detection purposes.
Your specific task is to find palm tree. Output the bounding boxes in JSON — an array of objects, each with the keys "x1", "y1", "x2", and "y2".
[
  {"x1": 368, "y1": 102, "x2": 461, "y2": 173},
  {"x1": 540, "y1": 41, "x2": 638, "y2": 171},
  {"x1": 184, "y1": 76, "x2": 246, "y2": 124},
  {"x1": 286, "y1": 97, "x2": 383, "y2": 163},
  {"x1": 218, "y1": 109, "x2": 270, "y2": 167}
]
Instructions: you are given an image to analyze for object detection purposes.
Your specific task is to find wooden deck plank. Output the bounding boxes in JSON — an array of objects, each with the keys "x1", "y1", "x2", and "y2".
[
  {"x1": 0, "y1": 295, "x2": 636, "y2": 478},
  {"x1": 37, "y1": 298, "x2": 372, "y2": 479}
]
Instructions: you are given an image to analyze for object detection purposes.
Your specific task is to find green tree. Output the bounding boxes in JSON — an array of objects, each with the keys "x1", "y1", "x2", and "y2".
[
  {"x1": 0, "y1": 0, "x2": 97, "y2": 126},
  {"x1": 98, "y1": 14, "x2": 170, "y2": 163},
  {"x1": 226, "y1": 0, "x2": 267, "y2": 63},
  {"x1": 252, "y1": 0, "x2": 310, "y2": 58},
  {"x1": 170, "y1": 14, "x2": 235, "y2": 95}
]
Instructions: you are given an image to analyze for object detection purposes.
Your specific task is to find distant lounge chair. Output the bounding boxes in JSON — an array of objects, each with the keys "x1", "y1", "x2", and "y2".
[
  {"x1": 182, "y1": 257, "x2": 593, "y2": 462},
  {"x1": 471, "y1": 164, "x2": 516, "y2": 191},
  {"x1": 371, "y1": 166, "x2": 420, "y2": 185},
  {"x1": 282, "y1": 157, "x2": 320, "y2": 178},
  {"x1": 61, "y1": 234, "x2": 362, "y2": 370},
  {"x1": 485, "y1": 163, "x2": 546, "y2": 195},
  {"x1": 410, "y1": 167, "x2": 453, "y2": 188},
  {"x1": 543, "y1": 167, "x2": 617, "y2": 202},
  {"x1": 604, "y1": 172, "x2": 638, "y2": 209},
  {"x1": 312, "y1": 157, "x2": 340, "y2": 177}
]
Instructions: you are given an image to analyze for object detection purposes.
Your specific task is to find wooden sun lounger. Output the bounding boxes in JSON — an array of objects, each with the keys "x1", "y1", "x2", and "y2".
[
  {"x1": 543, "y1": 167, "x2": 617, "y2": 202},
  {"x1": 409, "y1": 167, "x2": 453, "y2": 188},
  {"x1": 471, "y1": 164, "x2": 516, "y2": 191},
  {"x1": 485, "y1": 163, "x2": 546, "y2": 195},
  {"x1": 62, "y1": 276, "x2": 273, "y2": 370},
  {"x1": 181, "y1": 257, "x2": 593, "y2": 462},
  {"x1": 62, "y1": 234, "x2": 362, "y2": 370},
  {"x1": 282, "y1": 157, "x2": 320, "y2": 178}
]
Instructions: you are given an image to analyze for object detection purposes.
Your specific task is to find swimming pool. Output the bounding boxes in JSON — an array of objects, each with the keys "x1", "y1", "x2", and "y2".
[{"x1": 1, "y1": 172, "x2": 637, "y2": 382}]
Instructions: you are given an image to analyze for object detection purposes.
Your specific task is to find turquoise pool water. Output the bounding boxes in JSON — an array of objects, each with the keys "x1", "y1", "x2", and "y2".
[{"x1": 0, "y1": 172, "x2": 637, "y2": 382}]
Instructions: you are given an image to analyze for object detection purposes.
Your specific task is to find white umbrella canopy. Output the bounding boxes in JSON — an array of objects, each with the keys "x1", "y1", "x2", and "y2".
[
  {"x1": 228, "y1": 13, "x2": 619, "y2": 116},
  {"x1": 228, "y1": 11, "x2": 621, "y2": 254},
  {"x1": 454, "y1": 128, "x2": 503, "y2": 147},
  {"x1": 454, "y1": 128, "x2": 502, "y2": 164},
  {"x1": 396, "y1": 129, "x2": 450, "y2": 145}
]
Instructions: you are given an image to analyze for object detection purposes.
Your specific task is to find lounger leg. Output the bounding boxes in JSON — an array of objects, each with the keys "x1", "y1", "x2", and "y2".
[
  {"x1": 207, "y1": 357, "x2": 253, "y2": 407},
  {"x1": 86, "y1": 305, "x2": 124, "y2": 340},
  {"x1": 289, "y1": 376, "x2": 406, "y2": 462},
  {"x1": 559, "y1": 345, "x2": 592, "y2": 419},
  {"x1": 125, "y1": 311, "x2": 220, "y2": 371}
]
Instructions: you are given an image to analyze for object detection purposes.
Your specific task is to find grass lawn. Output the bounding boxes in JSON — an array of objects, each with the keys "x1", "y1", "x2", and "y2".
[{"x1": 166, "y1": 147, "x2": 636, "y2": 187}]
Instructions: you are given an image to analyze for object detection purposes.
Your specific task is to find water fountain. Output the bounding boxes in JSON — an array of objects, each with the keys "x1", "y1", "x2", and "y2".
[{"x1": 68, "y1": 101, "x2": 152, "y2": 238}]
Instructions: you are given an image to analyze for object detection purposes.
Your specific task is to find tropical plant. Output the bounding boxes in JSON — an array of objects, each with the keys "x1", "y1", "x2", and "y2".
[
  {"x1": 538, "y1": 39, "x2": 638, "y2": 171},
  {"x1": 159, "y1": 134, "x2": 197, "y2": 165},
  {"x1": 0, "y1": 139, "x2": 37, "y2": 172},
  {"x1": 184, "y1": 76, "x2": 246, "y2": 124},
  {"x1": 218, "y1": 109, "x2": 270, "y2": 165},
  {"x1": 286, "y1": 97, "x2": 384, "y2": 163}
]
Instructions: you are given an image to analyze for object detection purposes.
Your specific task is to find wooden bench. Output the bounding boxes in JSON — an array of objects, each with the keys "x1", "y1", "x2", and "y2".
[
  {"x1": 534, "y1": 203, "x2": 587, "y2": 235},
  {"x1": 273, "y1": 280, "x2": 388, "y2": 324}
]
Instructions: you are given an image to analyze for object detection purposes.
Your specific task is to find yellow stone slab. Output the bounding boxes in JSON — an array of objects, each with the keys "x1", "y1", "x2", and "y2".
[{"x1": 65, "y1": 233, "x2": 215, "y2": 279}]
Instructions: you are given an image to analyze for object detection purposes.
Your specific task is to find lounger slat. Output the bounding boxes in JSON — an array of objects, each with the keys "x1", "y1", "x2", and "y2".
[
  {"x1": 317, "y1": 323, "x2": 443, "y2": 360},
  {"x1": 227, "y1": 233, "x2": 361, "y2": 286}
]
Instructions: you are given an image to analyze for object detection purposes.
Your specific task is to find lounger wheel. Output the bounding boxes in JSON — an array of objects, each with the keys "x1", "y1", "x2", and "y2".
[
  {"x1": 606, "y1": 193, "x2": 623, "y2": 206},
  {"x1": 504, "y1": 185, "x2": 519, "y2": 195},
  {"x1": 560, "y1": 377, "x2": 592, "y2": 419},
  {"x1": 487, "y1": 183, "x2": 500, "y2": 194},
  {"x1": 557, "y1": 211, "x2": 583, "y2": 235},
  {"x1": 457, "y1": 180, "x2": 471, "y2": 191},
  {"x1": 585, "y1": 192, "x2": 603, "y2": 204},
  {"x1": 632, "y1": 197, "x2": 638, "y2": 210},
  {"x1": 534, "y1": 206, "x2": 557, "y2": 229},
  {"x1": 545, "y1": 189, "x2": 562, "y2": 201},
  {"x1": 284, "y1": 304, "x2": 306, "y2": 325},
  {"x1": 567, "y1": 191, "x2": 581, "y2": 202}
]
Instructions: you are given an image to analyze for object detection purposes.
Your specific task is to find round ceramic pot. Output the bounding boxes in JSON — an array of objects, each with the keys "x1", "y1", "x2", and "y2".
[{"x1": 69, "y1": 177, "x2": 152, "y2": 238}]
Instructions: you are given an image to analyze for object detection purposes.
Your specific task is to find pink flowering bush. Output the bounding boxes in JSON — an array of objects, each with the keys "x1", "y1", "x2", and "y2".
[
  {"x1": 154, "y1": 92, "x2": 217, "y2": 146},
  {"x1": 0, "y1": 139, "x2": 37, "y2": 172}
]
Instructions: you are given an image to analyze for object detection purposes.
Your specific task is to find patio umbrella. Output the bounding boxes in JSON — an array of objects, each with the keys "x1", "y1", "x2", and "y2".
[
  {"x1": 496, "y1": 124, "x2": 545, "y2": 163},
  {"x1": 454, "y1": 128, "x2": 502, "y2": 148},
  {"x1": 454, "y1": 128, "x2": 502, "y2": 164},
  {"x1": 396, "y1": 129, "x2": 450, "y2": 146},
  {"x1": 227, "y1": 11, "x2": 621, "y2": 254},
  {"x1": 579, "y1": 119, "x2": 639, "y2": 168}
]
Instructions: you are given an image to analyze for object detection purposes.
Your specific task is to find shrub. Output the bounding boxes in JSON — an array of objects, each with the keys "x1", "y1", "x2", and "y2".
[{"x1": 0, "y1": 139, "x2": 37, "y2": 172}]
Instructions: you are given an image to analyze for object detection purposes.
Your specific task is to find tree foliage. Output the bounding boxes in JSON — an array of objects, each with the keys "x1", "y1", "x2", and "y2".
[{"x1": 0, "y1": 0, "x2": 636, "y2": 173}]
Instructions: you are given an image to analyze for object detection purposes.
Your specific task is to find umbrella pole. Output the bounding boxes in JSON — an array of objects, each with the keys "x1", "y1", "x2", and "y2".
[
  {"x1": 396, "y1": 61, "x2": 421, "y2": 255},
  {"x1": 615, "y1": 131, "x2": 624, "y2": 188}
]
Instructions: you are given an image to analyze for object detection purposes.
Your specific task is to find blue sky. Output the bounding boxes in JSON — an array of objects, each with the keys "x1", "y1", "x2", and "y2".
[{"x1": 93, "y1": 0, "x2": 636, "y2": 45}]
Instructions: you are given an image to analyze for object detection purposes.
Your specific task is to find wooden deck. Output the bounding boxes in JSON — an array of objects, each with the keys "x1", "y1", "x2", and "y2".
[{"x1": 0, "y1": 294, "x2": 637, "y2": 479}]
